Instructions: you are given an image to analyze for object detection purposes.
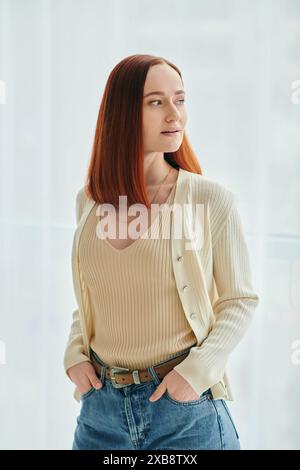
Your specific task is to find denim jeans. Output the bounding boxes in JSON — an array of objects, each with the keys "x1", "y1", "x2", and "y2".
[{"x1": 71, "y1": 348, "x2": 240, "y2": 450}]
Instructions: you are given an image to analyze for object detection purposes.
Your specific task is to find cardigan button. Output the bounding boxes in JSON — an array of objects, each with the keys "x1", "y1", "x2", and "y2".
[
  {"x1": 177, "y1": 255, "x2": 183, "y2": 262},
  {"x1": 190, "y1": 312, "x2": 197, "y2": 319},
  {"x1": 183, "y1": 285, "x2": 189, "y2": 292}
]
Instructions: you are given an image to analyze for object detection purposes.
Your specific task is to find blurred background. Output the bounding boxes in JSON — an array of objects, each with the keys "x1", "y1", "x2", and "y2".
[{"x1": 0, "y1": 0, "x2": 299, "y2": 450}]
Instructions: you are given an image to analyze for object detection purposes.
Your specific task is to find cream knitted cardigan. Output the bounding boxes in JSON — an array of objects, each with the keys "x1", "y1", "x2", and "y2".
[{"x1": 63, "y1": 168, "x2": 260, "y2": 403}]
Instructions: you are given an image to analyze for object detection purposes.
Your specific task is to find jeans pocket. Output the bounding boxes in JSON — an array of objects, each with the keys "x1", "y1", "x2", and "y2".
[
  {"x1": 80, "y1": 386, "x2": 97, "y2": 400},
  {"x1": 164, "y1": 388, "x2": 211, "y2": 406},
  {"x1": 221, "y1": 400, "x2": 240, "y2": 439}
]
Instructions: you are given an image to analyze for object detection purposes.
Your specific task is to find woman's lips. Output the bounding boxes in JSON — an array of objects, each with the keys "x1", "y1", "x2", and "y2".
[{"x1": 161, "y1": 130, "x2": 181, "y2": 136}]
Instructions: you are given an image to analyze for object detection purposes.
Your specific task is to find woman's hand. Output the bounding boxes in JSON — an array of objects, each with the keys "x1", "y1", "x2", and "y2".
[
  {"x1": 67, "y1": 361, "x2": 103, "y2": 395},
  {"x1": 149, "y1": 369, "x2": 199, "y2": 403}
]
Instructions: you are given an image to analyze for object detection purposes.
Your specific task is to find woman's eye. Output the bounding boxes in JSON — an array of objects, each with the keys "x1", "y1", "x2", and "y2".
[{"x1": 149, "y1": 99, "x2": 185, "y2": 105}]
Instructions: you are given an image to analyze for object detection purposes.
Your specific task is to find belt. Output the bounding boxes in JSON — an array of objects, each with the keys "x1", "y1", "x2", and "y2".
[{"x1": 90, "y1": 351, "x2": 190, "y2": 389}]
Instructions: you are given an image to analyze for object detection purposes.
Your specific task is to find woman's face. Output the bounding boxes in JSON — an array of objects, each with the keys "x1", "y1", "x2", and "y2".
[{"x1": 142, "y1": 63, "x2": 187, "y2": 154}]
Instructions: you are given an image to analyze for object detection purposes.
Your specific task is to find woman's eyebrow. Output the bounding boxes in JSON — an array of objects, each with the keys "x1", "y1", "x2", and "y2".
[{"x1": 143, "y1": 90, "x2": 185, "y2": 98}]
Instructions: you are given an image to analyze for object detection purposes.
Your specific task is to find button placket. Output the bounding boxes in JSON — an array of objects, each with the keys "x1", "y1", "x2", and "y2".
[{"x1": 181, "y1": 283, "x2": 197, "y2": 320}]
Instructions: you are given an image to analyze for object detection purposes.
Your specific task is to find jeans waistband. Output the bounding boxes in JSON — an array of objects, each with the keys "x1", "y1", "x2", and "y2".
[{"x1": 89, "y1": 346, "x2": 193, "y2": 370}]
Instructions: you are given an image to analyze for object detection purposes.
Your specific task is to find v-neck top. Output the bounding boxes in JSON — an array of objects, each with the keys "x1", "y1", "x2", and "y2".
[{"x1": 78, "y1": 182, "x2": 197, "y2": 369}]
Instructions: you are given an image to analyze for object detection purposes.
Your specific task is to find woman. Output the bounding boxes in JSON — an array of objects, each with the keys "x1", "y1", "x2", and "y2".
[{"x1": 64, "y1": 54, "x2": 260, "y2": 450}]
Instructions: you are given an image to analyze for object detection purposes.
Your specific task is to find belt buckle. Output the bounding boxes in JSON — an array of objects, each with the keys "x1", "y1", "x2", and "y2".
[{"x1": 110, "y1": 366, "x2": 130, "y2": 388}]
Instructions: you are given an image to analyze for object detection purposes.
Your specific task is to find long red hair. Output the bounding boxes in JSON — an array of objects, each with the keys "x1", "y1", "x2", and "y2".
[{"x1": 85, "y1": 54, "x2": 202, "y2": 207}]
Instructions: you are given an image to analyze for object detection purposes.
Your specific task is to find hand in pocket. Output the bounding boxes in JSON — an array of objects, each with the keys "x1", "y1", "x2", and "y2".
[{"x1": 67, "y1": 360, "x2": 102, "y2": 395}]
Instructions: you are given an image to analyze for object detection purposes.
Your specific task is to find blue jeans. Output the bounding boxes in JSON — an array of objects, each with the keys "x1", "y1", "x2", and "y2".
[{"x1": 72, "y1": 348, "x2": 240, "y2": 450}]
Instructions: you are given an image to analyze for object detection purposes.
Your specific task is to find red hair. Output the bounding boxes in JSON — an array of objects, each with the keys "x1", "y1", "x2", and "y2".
[{"x1": 85, "y1": 54, "x2": 202, "y2": 207}]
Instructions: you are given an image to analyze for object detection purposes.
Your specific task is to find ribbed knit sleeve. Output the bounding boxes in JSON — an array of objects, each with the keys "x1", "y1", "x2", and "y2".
[
  {"x1": 173, "y1": 198, "x2": 260, "y2": 396},
  {"x1": 63, "y1": 188, "x2": 92, "y2": 378},
  {"x1": 75, "y1": 187, "x2": 88, "y2": 225},
  {"x1": 63, "y1": 308, "x2": 91, "y2": 378}
]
